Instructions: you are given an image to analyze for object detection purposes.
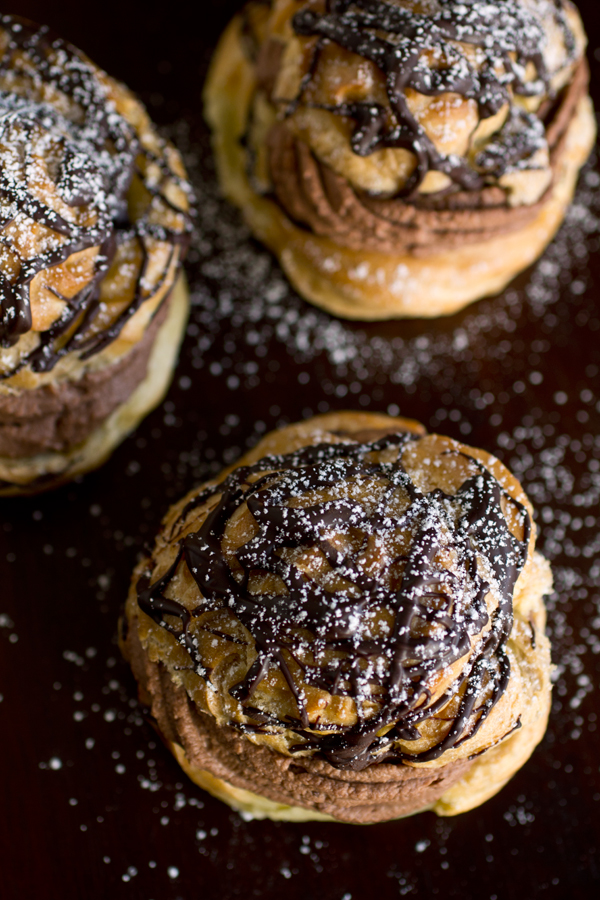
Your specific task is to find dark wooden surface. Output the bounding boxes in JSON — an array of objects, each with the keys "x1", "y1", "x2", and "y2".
[{"x1": 2, "y1": 2, "x2": 600, "y2": 897}]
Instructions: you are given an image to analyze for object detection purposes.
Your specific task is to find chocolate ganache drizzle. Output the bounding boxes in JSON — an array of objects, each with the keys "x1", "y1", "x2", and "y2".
[
  {"x1": 0, "y1": 15, "x2": 192, "y2": 375},
  {"x1": 138, "y1": 433, "x2": 532, "y2": 771},
  {"x1": 289, "y1": 0, "x2": 577, "y2": 195}
]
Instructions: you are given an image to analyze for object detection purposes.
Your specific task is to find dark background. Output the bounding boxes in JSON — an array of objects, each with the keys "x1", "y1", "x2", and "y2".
[{"x1": 2, "y1": 1, "x2": 600, "y2": 898}]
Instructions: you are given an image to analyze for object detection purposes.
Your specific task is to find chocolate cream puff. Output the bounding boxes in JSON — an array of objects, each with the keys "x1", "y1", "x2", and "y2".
[
  {"x1": 122, "y1": 412, "x2": 553, "y2": 823},
  {"x1": 205, "y1": 0, "x2": 595, "y2": 320},
  {"x1": 0, "y1": 16, "x2": 193, "y2": 495}
]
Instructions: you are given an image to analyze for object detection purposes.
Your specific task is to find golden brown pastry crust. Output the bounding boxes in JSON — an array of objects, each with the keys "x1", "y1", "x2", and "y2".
[
  {"x1": 205, "y1": 1, "x2": 595, "y2": 319},
  {"x1": 122, "y1": 412, "x2": 553, "y2": 822}
]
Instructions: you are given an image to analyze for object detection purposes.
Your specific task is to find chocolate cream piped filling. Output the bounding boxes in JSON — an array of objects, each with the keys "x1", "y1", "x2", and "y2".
[
  {"x1": 0, "y1": 15, "x2": 193, "y2": 378},
  {"x1": 137, "y1": 432, "x2": 532, "y2": 772}
]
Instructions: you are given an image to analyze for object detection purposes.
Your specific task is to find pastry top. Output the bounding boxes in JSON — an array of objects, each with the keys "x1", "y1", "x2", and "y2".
[
  {"x1": 0, "y1": 15, "x2": 193, "y2": 389},
  {"x1": 130, "y1": 413, "x2": 551, "y2": 772},
  {"x1": 244, "y1": 0, "x2": 586, "y2": 203}
]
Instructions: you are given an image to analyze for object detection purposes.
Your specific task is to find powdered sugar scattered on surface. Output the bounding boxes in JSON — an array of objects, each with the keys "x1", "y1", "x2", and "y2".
[{"x1": 1, "y1": 110, "x2": 600, "y2": 900}]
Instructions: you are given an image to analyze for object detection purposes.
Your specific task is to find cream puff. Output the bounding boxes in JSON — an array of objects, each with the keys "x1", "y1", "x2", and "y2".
[
  {"x1": 0, "y1": 15, "x2": 193, "y2": 494},
  {"x1": 122, "y1": 412, "x2": 553, "y2": 823},
  {"x1": 205, "y1": 0, "x2": 595, "y2": 320}
]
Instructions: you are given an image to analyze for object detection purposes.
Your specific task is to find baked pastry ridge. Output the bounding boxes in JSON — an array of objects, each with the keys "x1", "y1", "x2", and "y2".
[
  {"x1": 205, "y1": 0, "x2": 595, "y2": 319},
  {"x1": 0, "y1": 15, "x2": 193, "y2": 493},
  {"x1": 122, "y1": 412, "x2": 553, "y2": 823}
]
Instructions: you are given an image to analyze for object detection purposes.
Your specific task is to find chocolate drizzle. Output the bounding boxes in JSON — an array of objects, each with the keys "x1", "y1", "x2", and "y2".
[
  {"x1": 137, "y1": 432, "x2": 531, "y2": 771},
  {"x1": 289, "y1": 0, "x2": 577, "y2": 195},
  {"x1": 0, "y1": 15, "x2": 192, "y2": 375}
]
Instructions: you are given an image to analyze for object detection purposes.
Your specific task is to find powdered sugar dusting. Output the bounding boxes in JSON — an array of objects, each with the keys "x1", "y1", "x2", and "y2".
[{"x1": 0, "y1": 43, "x2": 599, "y2": 893}]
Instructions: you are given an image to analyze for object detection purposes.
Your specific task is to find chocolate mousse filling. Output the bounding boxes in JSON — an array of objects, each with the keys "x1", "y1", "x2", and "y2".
[
  {"x1": 127, "y1": 625, "x2": 475, "y2": 825},
  {"x1": 0, "y1": 294, "x2": 171, "y2": 459},
  {"x1": 264, "y1": 59, "x2": 588, "y2": 256}
]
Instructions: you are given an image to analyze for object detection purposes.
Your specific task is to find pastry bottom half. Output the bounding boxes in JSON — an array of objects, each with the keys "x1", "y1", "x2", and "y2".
[
  {"x1": 0, "y1": 276, "x2": 189, "y2": 496},
  {"x1": 123, "y1": 585, "x2": 552, "y2": 825},
  {"x1": 205, "y1": 16, "x2": 596, "y2": 321}
]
